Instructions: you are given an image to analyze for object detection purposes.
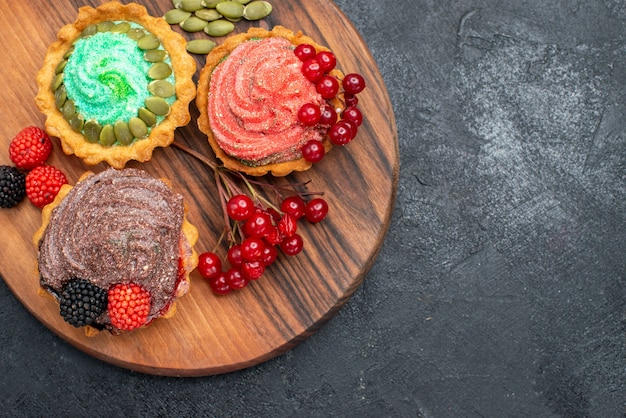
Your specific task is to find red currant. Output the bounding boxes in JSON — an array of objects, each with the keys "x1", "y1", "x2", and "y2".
[
  {"x1": 227, "y1": 244, "x2": 243, "y2": 267},
  {"x1": 318, "y1": 104, "x2": 338, "y2": 126},
  {"x1": 243, "y1": 211, "x2": 273, "y2": 238},
  {"x1": 297, "y1": 103, "x2": 321, "y2": 126},
  {"x1": 316, "y1": 75, "x2": 339, "y2": 99},
  {"x1": 242, "y1": 260, "x2": 265, "y2": 280},
  {"x1": 294, "y1": 43, "x2": 316, "y2": 62},
  {"x1": 342, "y1": 73, "x2": 366, "y2": 94},
  {"x1": 280, "y1": 196, "x2": 306, "y2": 220},
  {"x1": 278, "y1": 213, "x2": 297, "y2": 237},
  {"x1": 240, "y1": 237, "x2": 265, "y2": 261},
  {"x1": 209, "y1": 272, "x2": 231, "y2": 295},
  {"x1": 197, "y1": 252, "x2": 222, "y2": 279},
  {"x1": 342, "y1": 106, "x2": 363, "y2": 126},
  {"x1": 226, "y1": 194, "x2": 255, "y2": 221},
  {"x1": 301, "y1": 139, "x2": 325, "y2": 163},
  {"x1": 261, "y1": 244, "x2": 278, "y2": 266},
  {"x1": 305, "y1": 198, "x2": 329, "y2": 223},
  {"x1": 328, "y1": 120, "x2": 353, "y2": 145},
  {"x1": 264, "y1": 226, "x2": 284, "y2": 245},
  {"x1": 342, "y1": 119, "x2": 358, "y2": 139},
  {"x1": 316, "y1": 51, "x2": 336, "y2": 72},
  {"x1": 280, "y1": 234, "x2": 304, "y2": 256},
  {"x1": 226, "y1": 267, "x2": 248, "y2": 289},
  {"x1": 344, "y1": 93, "x2": 359, "y2": 108},
  {"x1": 301, "y1": 58, "x2": 324, "y2": 82}
]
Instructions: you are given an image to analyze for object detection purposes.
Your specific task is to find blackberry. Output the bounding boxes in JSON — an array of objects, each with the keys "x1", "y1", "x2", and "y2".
[
  {"x1": 59, "y1": 278, "x2": 107, "y2": 328},
  {"x1": 0, "y1": 165, "x2": 26, "y2": 208}
]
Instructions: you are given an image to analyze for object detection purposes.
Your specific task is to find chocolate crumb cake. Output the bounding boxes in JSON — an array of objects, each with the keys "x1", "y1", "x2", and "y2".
[{"x1": 33, "y1": 168, "x2": 198, "y2": 335}]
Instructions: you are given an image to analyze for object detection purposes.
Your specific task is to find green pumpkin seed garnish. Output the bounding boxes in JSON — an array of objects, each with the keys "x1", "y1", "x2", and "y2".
[
  {"x1": 181, "y1": 0, "x2": 204, "y2": 12},
  {"x1": 63, "y1": 46, "x2": 75, "y2": 60},
  {"x1": 145, "y1": 96, "x2": 170, "y2": 116},
  {"x1": 54, "y1": 85, "x2": 67, "y2": 109},
  {"x1": 172, "y1": 0, "x2": 183, "y2": 8},
  {"x1": 126, "y1": 28, "x2": 146, "y2": 40},
  {"x1": 61, "y1": 99, "x2": 76, "y2": 119},
  {"x1": 113, "y1": 121, "x2": 134, "y2": 145},
  {"x1": 148, "y1": 80, "x2": 176, "y2": 98},
  {"x1": 180, "y1": 16, "x2": 208, "y2": 32},
  {"x1": 99, "y1": 124, "x2": 116, "y2": 146},
  {"x1": 111, "y1": 22, "x2": 131, "y2": 33},
  {"x1": 243, "y1": 1, "x2": 272, "y2": 20},
  {"x1": 195, "y1": 8, "x2": 222, "y2": 21},
  {"x1": 186, "y1": 38, "x2": 216, "y2": 55},
  {"x1": 51, "y1": 73, "x2": 64, "y2": 91},
  {"x1": 144, "y1": 49, "x2": 168, "y2": 63},
  {"x1": 138, "y1": 107, "x2": 157, "y2": 127},
  {"x1": 137, "y1": 34, "x2": 160, "y2": 50},
  {"x1": 83, "y1": 120, "x2": 102, "y2": 143},
  {"x1": 55, "y1": 59, "x2": 67, "y2": 75},
  {"x1": 204, "y1": 19, "x2": 235, "y2": 37},
  {"x1": 216, "y1": 1, "x2": 245, "y2": 19},
  {"x1": 68, "y1": 114, "x2": 84, "y2": 132},
  {"x1": 202, "y1": 0, "x2": 224, "y2": 7},
  {"x1": 148, "y1": 62, "x2": 173, "y2": 80},
  {"x1": 81, "y1": 24, "x2": 98, "y2": 37},
  {"x1": 235, "y1": 0, "x2": 252, "y2": 4},
  {"x1": 164, "y1": 8, "x2": 192, "y2": 24},
  {"x1": 97, "y1": 21, "x2": 114, "y2": 32},
  {"x1": 129, "y1": 117, "x2": 149, "y2": 139}
]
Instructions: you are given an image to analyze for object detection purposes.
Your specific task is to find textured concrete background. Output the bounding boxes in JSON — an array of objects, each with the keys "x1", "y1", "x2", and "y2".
[{"x1": 1, "y1": 0, "x2": 625, "y2": 416}]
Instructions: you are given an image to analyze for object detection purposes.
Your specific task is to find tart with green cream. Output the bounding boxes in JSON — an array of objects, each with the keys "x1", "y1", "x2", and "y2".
[{"x1": 35, "y1": 2, "x2": 196, "y2": 169}]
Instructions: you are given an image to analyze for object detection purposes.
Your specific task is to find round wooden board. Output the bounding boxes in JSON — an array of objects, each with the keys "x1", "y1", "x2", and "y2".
[{"x1": 0, "y1": 0, "x2": 398, "y2": 376}]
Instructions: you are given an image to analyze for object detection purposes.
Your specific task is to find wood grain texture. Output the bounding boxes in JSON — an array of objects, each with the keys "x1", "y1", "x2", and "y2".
[{"x1": 0, "y1": 0, "x2": 398, "y2": 376}]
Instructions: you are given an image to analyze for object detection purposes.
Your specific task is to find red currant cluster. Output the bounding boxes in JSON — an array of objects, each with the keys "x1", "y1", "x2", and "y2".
[
  {"x1": 293, "y1": 44, "x2": 367, "y2": 163},
  {"x1": 197, "y1": 193, "x2": 329, "y2": 294}
]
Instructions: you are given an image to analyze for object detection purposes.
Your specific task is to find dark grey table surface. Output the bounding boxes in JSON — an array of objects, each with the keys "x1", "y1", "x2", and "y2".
[{"x1": 1, "y1": 1, "x2": 624, "y2": 416}]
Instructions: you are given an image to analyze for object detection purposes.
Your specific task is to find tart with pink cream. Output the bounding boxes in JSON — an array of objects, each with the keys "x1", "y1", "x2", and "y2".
[
  {"x1": 197, "y1": 26, "x2": 346, "y2": 176},
  {"x1": 35, "y1": 2, "x2": 196, "y2": 169}
]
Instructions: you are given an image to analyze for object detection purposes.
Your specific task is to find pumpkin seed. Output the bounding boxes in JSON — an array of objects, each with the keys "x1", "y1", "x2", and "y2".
[
  {"x1": 243, "y1": 1, "x2": 272, "y2": 20},
  {"x1": 63, "y1": 46, "x2": 74, "y2": 60},
  {"x1": 180, "y1": 16, "x2": 208, "y2": 32},
  {"x1": 204, "y1": 19, "x2": 234, "y2": 37},
  {"x1": 99, "y1": 124, "x2": 116, "y2": 146},
  {"x1": 54, "y1": 85, "x2": 67, "y2": 109},
  {"x1": 138, "y1": 108, "x2": 157, "y2": 127},
  {"x1": 137, "y1": 34, "x2": 160, "y2": 50},
  {"x1": 195, "y1": 8, "x2": 222, "y2": 21},
  {"x1": 111, "y1": 22, "x2": 131, "y2": 33},
  {"x1": 224, "y1": 16, "x2": 242, "y2": 23},
  {"x1": 181, "y1": 0, "x2": 203, "y2": 12},
  {"x1": 202, "y1": 0, "x2": 224, "y2": 7},
  {"x1": 164, "y1": 8, "x2": 192, "y2": 24},
  {"x1": 235, "y1": 0, "x2": 252, "y2": 4},
  {"x1": 148, "y1": 62, "x2": 173, "y2": 80},
  {"x1": 51, "y1": 73, "x2": 63, "y2": 91},
  {"x1": 216, "y1": 1, "x2": 244, "y2": 19},
  {"x1": 55, "y1": 59, "x2": 67, "y2": 75},
  {"x1": 144, "y1": 49, "x2": 168, "y2": 63},
  {"x1": 97, "y1": 21, "x2": 114, "y2": 32},
  {"x1": 129, "y1": 117, "x2": 149, "y2": 139},
  {"x1": 186, "y1": 38, "x2": 216, "y2": 54},
  {"x1": 68, "y1": 114, "x2": 84, "y2": 132},
  {"x1": 148, "y1": 80, "x2": 176, "y2": 97},
  {"x1": 81, "y1": 24, "x2": 97, "y2": 37},
  {"x1": 145, "y1": 96, "x2": 170, "y2": 116},
  {"x1": 113, "y1": 121, "x2": 133, "y2": 145},
  {"x1": 61, "y1": 99, "x2": 75, "y2": 119},
  {"x1": 83, "y1": 120, "x2": 102, "y2": 143},
  {"x1": 126, "y1": 28, "x2": 146, "y2": 40},
  {"x1": 172, "y1": 0, "x2": 183, "y2": 8}
]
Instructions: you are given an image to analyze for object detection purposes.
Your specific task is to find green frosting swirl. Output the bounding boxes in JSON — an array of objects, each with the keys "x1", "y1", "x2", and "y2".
[{"x1": 63, "y1": 32, "x2": 151, "y2": 126}]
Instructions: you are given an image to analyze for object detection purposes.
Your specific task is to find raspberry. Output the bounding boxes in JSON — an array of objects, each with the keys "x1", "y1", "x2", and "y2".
[
  {"x1": 107, "y1": 283, "x2": 151, "y2": 331},
  {"x1": 9, "y1": 126, "x2": 52, "y2": 170},
  {"x1": 59, "y1": 278, "x2": 107, "y2": 328},
  {"x1": 25, "y1": 165, "x2": 68, "y2": 208},
  {"x1": 0, "y1": 165, "x2": 26, "y2": 208}
]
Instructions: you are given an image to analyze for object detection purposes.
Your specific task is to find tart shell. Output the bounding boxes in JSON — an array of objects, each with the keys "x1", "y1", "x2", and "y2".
[
  {"x1": 35, "y1": 1, "x2": 197, "y2": 169},
  {"x1": 197, "y1": 25, "x2": 344, "y2": 177}
]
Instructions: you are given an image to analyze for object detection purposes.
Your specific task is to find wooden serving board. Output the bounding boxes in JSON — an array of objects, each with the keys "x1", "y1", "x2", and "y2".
[{"x1": 0, "y1": 0, "x2": 398, "y2": 376}]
